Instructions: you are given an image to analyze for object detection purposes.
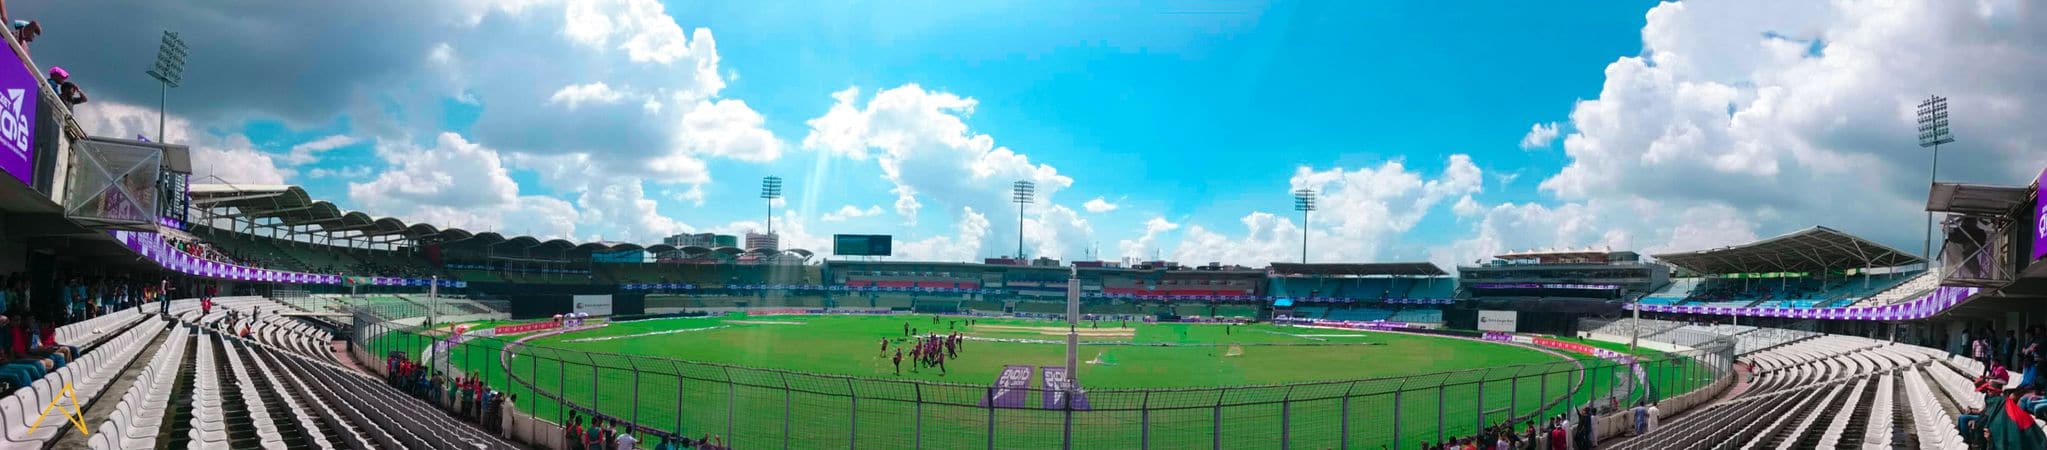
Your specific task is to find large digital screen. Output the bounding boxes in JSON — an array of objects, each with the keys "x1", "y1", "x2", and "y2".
[{"x1": 833, "y1": 234, "x2": 894, "y2": 256}]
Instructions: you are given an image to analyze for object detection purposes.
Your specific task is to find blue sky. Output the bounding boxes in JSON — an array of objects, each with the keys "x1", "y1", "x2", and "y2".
[{"x1": 32, "y1": 0, "x2": 2047, "y2": 267}]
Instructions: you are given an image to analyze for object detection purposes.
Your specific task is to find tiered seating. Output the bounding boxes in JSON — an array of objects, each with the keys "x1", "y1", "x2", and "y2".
[
  {"x1": 1387, "y1": 309, "x2": 1442, "y2": 323},
  {"x1": 1323, "y1": 307, "x2": 1392, "y2": 321},
  {"x1": 0, "y1": 312, "x2": 167, "y2": 447},
  {"x1": 1608, "y1": 327, "x2": 2020, "y2": 450},
  {"x1": 1852, "y1": 270, "x2": 1940, "y2": 307},
  {"x1": 1587, "y1": 318, "x2": 1686, "y2": 338},
  {"x1": 88, "y1": 321, "x2": 190, "y2": 449}
]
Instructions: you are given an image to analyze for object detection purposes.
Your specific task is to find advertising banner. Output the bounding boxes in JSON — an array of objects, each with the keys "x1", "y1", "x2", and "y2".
[
  {"x1": 2034, "y1": 168, "x2": 2047, "y2": 261},
  {"x1": 1477, "y1": 310, "x2": 1519, "y2": 332},
  {"x1": 0, "y1": 45, "x2": 36, "y2": 186},
  {"x1": 984, "y1": 365, "x2": 1032, "y2": 408},
  {"x1": 572, "y1": 295, "x2": 614, "y2": 316}
]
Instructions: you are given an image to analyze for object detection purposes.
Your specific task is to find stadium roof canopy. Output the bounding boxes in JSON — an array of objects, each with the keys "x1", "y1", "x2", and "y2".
[
  {"x1": 1651, "y1": 226, "x2": 1924, "y2": 275},
  {"x1": 1267, "y1": 262, "x2": 1447, "y2": 277},
  {"x1": 186, "y1": 183, "x2": 813, "y2": 257},
  {"x1": 1926, "y1": 182, "x2": 2030, "y2": 216}
]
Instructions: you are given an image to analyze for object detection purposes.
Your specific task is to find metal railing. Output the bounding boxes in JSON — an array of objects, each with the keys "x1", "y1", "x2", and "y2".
[{"x1": 353, "y1": 314, "x2": 1732, "y2": 450}]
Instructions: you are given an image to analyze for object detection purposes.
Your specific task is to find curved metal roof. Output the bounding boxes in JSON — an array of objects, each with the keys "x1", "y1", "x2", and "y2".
[
  {"x1": 1652, "y1": 226, "x2": 1925, "y2": 275},
  {"x1": 183, "y1": 183, "x2": 812, "y2": 257}
]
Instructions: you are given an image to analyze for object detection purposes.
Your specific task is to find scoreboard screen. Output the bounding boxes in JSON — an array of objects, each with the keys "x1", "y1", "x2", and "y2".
[{"x1": 833, "y1": 234, "x2": 894, "y2": 256}]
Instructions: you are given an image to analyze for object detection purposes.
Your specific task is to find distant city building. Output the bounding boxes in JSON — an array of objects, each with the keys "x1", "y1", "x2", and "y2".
[{"x1": 745, "y1": 232, "x2": 780, "y2": 251}]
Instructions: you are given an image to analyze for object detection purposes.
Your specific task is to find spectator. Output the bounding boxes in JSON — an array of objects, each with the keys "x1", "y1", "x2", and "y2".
[
  {"x1": 615, "y1": 426, "x2": 638, "y2": 450},
  {"x1": 47, "y1": 66, "x2": 84, "y2": 107},
  {"x1": 9, "y1": 20, "x2": 36, "y2": 45}
]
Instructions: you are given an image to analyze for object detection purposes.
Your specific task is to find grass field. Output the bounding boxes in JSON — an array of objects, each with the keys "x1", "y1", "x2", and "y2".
[{"x1": 369, "y1": 314, "x2": 1719, "y2": 449}]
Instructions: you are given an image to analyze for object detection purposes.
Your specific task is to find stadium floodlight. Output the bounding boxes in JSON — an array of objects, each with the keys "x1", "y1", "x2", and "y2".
[
  {"x1": 1013, "y1": 180, "x2": 1035, "y2": 259},
  {"x1": 761, "y1": 176, "x2": 783, "y2": 235},
  {"x1": 1293, "y1": 189, "x2": 1316, "y2": 264},
  {"x1": 145, "y1": 30, "x2": 189, "y2": 144},
  {"x1": 1916, "y1": 95, "x2": 1954, "y2": 263}
]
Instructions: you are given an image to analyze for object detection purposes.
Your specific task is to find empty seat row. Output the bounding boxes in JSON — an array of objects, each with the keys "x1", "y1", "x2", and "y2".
[
  {"x1": 0, "y1": 314, "x2": 167, "y2": 448},
  {"x1": 87, "y1": 323, "x2": 192, "y2": 449}
]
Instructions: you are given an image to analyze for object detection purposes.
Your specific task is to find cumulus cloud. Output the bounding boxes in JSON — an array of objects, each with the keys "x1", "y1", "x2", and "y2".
[
  {"x1": 1083, "y1": 197, "x2": 1119, "y2": 213},
  {"x1": 820, "y1": 204, "x2": 884, "y2": 222},
  {"x1": 1519, "y1": 122, "x2": 1560, "y2": 150},
  {"x1": 308, "y1": 166, "x2": 373, "y2": 179},
  {"x1": 281, "y1": 135, "x2": 360, "y2": 166},
  {"x1": 1463, "y1": 0, "x2": 2047, "y2": 265},
  {"x1": 802, "y1": 84, "x2": 1086, "y2": 259},
  {"x1": 547, "y1": 82, "x2": 626, "y2": 109},
  {"x1": 72, "y1": 101, "x2": 294, "y2": 185},
  {"x1": 1118, "y1": 217, "x2": 1180, "y2": 261},
  {"x1": 1174, "y1": 155, "x2": 1483, "y2": 265},
  {"x1": 895, "y1": 207, "x2": 993, "y2": 262}
]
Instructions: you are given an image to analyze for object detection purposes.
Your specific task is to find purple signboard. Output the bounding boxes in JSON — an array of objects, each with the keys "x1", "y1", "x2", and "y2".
[
  {"x1": 1625, "y1": 285, "x2": 1980, "y2": 322},
  {"x1": 110, "y1": 230, "x2": 462, "y2": 287},
  {"x1": 0, "y1": 45, "x2": 37, "y2": 186},
  {"x1": 984, "y1": 365, "x2": 1032, "y2": 408},
  {"x1": 2033, "y1": 168, "x2": 2047, "y2": 261},
  {"x1": 1038, "y1": 366, "x2": 1091, "y2": 410}
]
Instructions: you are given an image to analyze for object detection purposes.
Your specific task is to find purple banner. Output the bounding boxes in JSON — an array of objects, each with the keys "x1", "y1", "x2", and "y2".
[
  {"x1": 0, "y1": 44, "x2": 38, "y2": 186},
  {"x1": 984, "y1": 365, "x2": 1032, "y2": 408},
  {"x1": 1038, "y1": 366, "x2": 1090, "y2": 410},
  {"x1": 1625, "y1": 285, "x2": 1980, "y2": 322},
  {"x1": 2033, "y1": 168, "x2": 2047, "y2": 261},
  {"x1": 111, "y1": 230, "x2": 462, "y2": 287},
  {"x1": 1469, "y1": 283, "x2": 1620, "y2": 290}
]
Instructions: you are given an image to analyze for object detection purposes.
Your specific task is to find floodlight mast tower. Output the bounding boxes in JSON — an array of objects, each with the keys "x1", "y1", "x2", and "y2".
[
  {"x1": 1916, "y1": 95, "x2": 1954, "y2": 267},
  {"x1": 146, "y1": 31, "x2": 188, "y2": 143},
  {"x1": 1293, "y1": 189, "x2": 1316, "y2": 264},
  {"x1": 761, "y1": 176, "x2": 783, "y2": 235},
  {"x1": 1013, "y1": 180, "x2": 1035, "y2": 260}
]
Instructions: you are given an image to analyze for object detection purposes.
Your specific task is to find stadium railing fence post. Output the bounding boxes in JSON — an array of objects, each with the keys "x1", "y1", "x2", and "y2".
[
  {"x1": 914, "y1": 382, "x2": 924, "y2": 450},
  {"x1": 1392, "y1": 378, "x2": 1408, "y2": 450},
  {"x1": 779, "y1": 372, "x2": 792, "y2": 450},
  {"x1": 1435, "y1": 374, "x2": 1448, "y2": 443},
  {"x1": 1212, "y1": 389, "x2": 1225, "y2": 450},
  {"x1": 845, "y1": 377, "x2": 858, "y2": 449},
  {"x1": 722, "y1": 366, "x2": 736, "y2": 444},
  {"x1": 1339, "y1": 381, "x2": 1356, "y2": 450},
  {"x1": 1139, "y1": 390, "x2": 1151, "y2": 450},
  {"x1": 627, "y1": 357, "x2": 641, "y2": 431},
  {"x1": 1280, "y1": 384, "x2": 1295, "y2": 450}
]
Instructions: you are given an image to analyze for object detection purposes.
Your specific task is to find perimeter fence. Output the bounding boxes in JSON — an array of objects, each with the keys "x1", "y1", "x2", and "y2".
[{"x1": 352, "y1": 314, "x2": 1733, "y2": 450}]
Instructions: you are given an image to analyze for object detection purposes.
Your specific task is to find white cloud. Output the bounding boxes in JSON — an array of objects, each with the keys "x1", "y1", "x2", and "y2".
[
  {"x1": 1174, "y1": 155, "x2": 1483, "y2": 266},
  {"x1": 351, "y1": 133, "x2": 520, "y2": 212},
  {"x1": 282, "y1": 135, "x2": 360, "y2": 166},
  {"x1": 344, "y1": 132, "x2": 580, "y2": 237},
  {"x1": 895, "y1": 207, "x2": 992, "y2": 262},
  {"x1": 820, "y1": 204, "x2": 884, "y2": 222},
  {"x1": 72, "y1": 101, "x2": 294, "y2": 185},
  {"x1": 1083, "y1": 197, "x2": 1118, "y2": 213},
  {"x1": 1117, "y1": 217, "x2": 1179, "y2": 261},
  {"x1": 675, "y1": 99, "x2": 782, "y2": 162},
  {"x1": 1505, "y1": 0, "x2": 2047, "y2": 260},
  {"x1": 547, "y1": 82, "x2": 626, "y2": 109},
  {"x1": 1519, "y1": 122, "x2": 1559, "y2": 149},
  {"x1": 802, "y1": 84, "x2": 1085, "y2": 259},
  {"x1": 308, "y1": 166, "x2": 373, "y2": 179}
]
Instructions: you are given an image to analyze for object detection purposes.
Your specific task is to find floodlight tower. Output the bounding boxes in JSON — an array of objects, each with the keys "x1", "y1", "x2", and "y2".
[
  {"x1": 1916, "y1": 95, "x2": 1954, "y2": 265},
  {"x1": 1293, "y1": 189, "x2": 1316, "y2": 264},
  {"x1": 145, "y1": 30, "x2": 189, "y2": 143},
  {"x1": 761, "y1": 176, "x2": 783, "y2": 235},
  {"x1": 1013, "y1": 180, "x2": 1035, "y2": 260}
]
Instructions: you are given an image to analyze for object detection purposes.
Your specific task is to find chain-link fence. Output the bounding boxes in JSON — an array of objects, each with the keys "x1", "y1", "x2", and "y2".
[{"x1": 354, "y1": 315, "x2": 1733, "y2": 450}]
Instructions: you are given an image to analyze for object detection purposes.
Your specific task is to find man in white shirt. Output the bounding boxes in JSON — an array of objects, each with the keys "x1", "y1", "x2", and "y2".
[{"x1": 615, "y1": 430, "x2": 638, "y2": 449}]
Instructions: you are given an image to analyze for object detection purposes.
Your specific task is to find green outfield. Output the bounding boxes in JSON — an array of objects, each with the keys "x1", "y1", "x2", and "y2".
[{"x1": 369, "y1": 314, "x2": 1718, "y2": 449}]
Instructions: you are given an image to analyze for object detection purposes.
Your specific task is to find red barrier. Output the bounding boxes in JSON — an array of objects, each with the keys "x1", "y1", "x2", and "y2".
[{"x1": 494, "y1": 321, "x2": 561, "y2": 335}]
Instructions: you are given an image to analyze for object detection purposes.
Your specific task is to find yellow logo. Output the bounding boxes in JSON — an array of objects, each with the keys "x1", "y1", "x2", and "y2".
[{"x1": 29, "y1": 382, "x2": 88, "y2": 435}]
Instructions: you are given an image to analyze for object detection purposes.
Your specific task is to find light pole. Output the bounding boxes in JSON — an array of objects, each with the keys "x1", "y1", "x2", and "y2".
[
  {"x1": 1013, "y1": 180, "x2": 1035, "y2": 260},
  {"x1": 761, "y1": 176, "x2": 782, "y2": 235},
  {"x1": 1293, "y1": 189, "x2": 1316, "y2": 264},
  {"x1": 145, "y1": 31, "x2": 189, "y2": 144},
  {"x1": 1916, "y1": 95, "x2": 1954, "y2": 266}
]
